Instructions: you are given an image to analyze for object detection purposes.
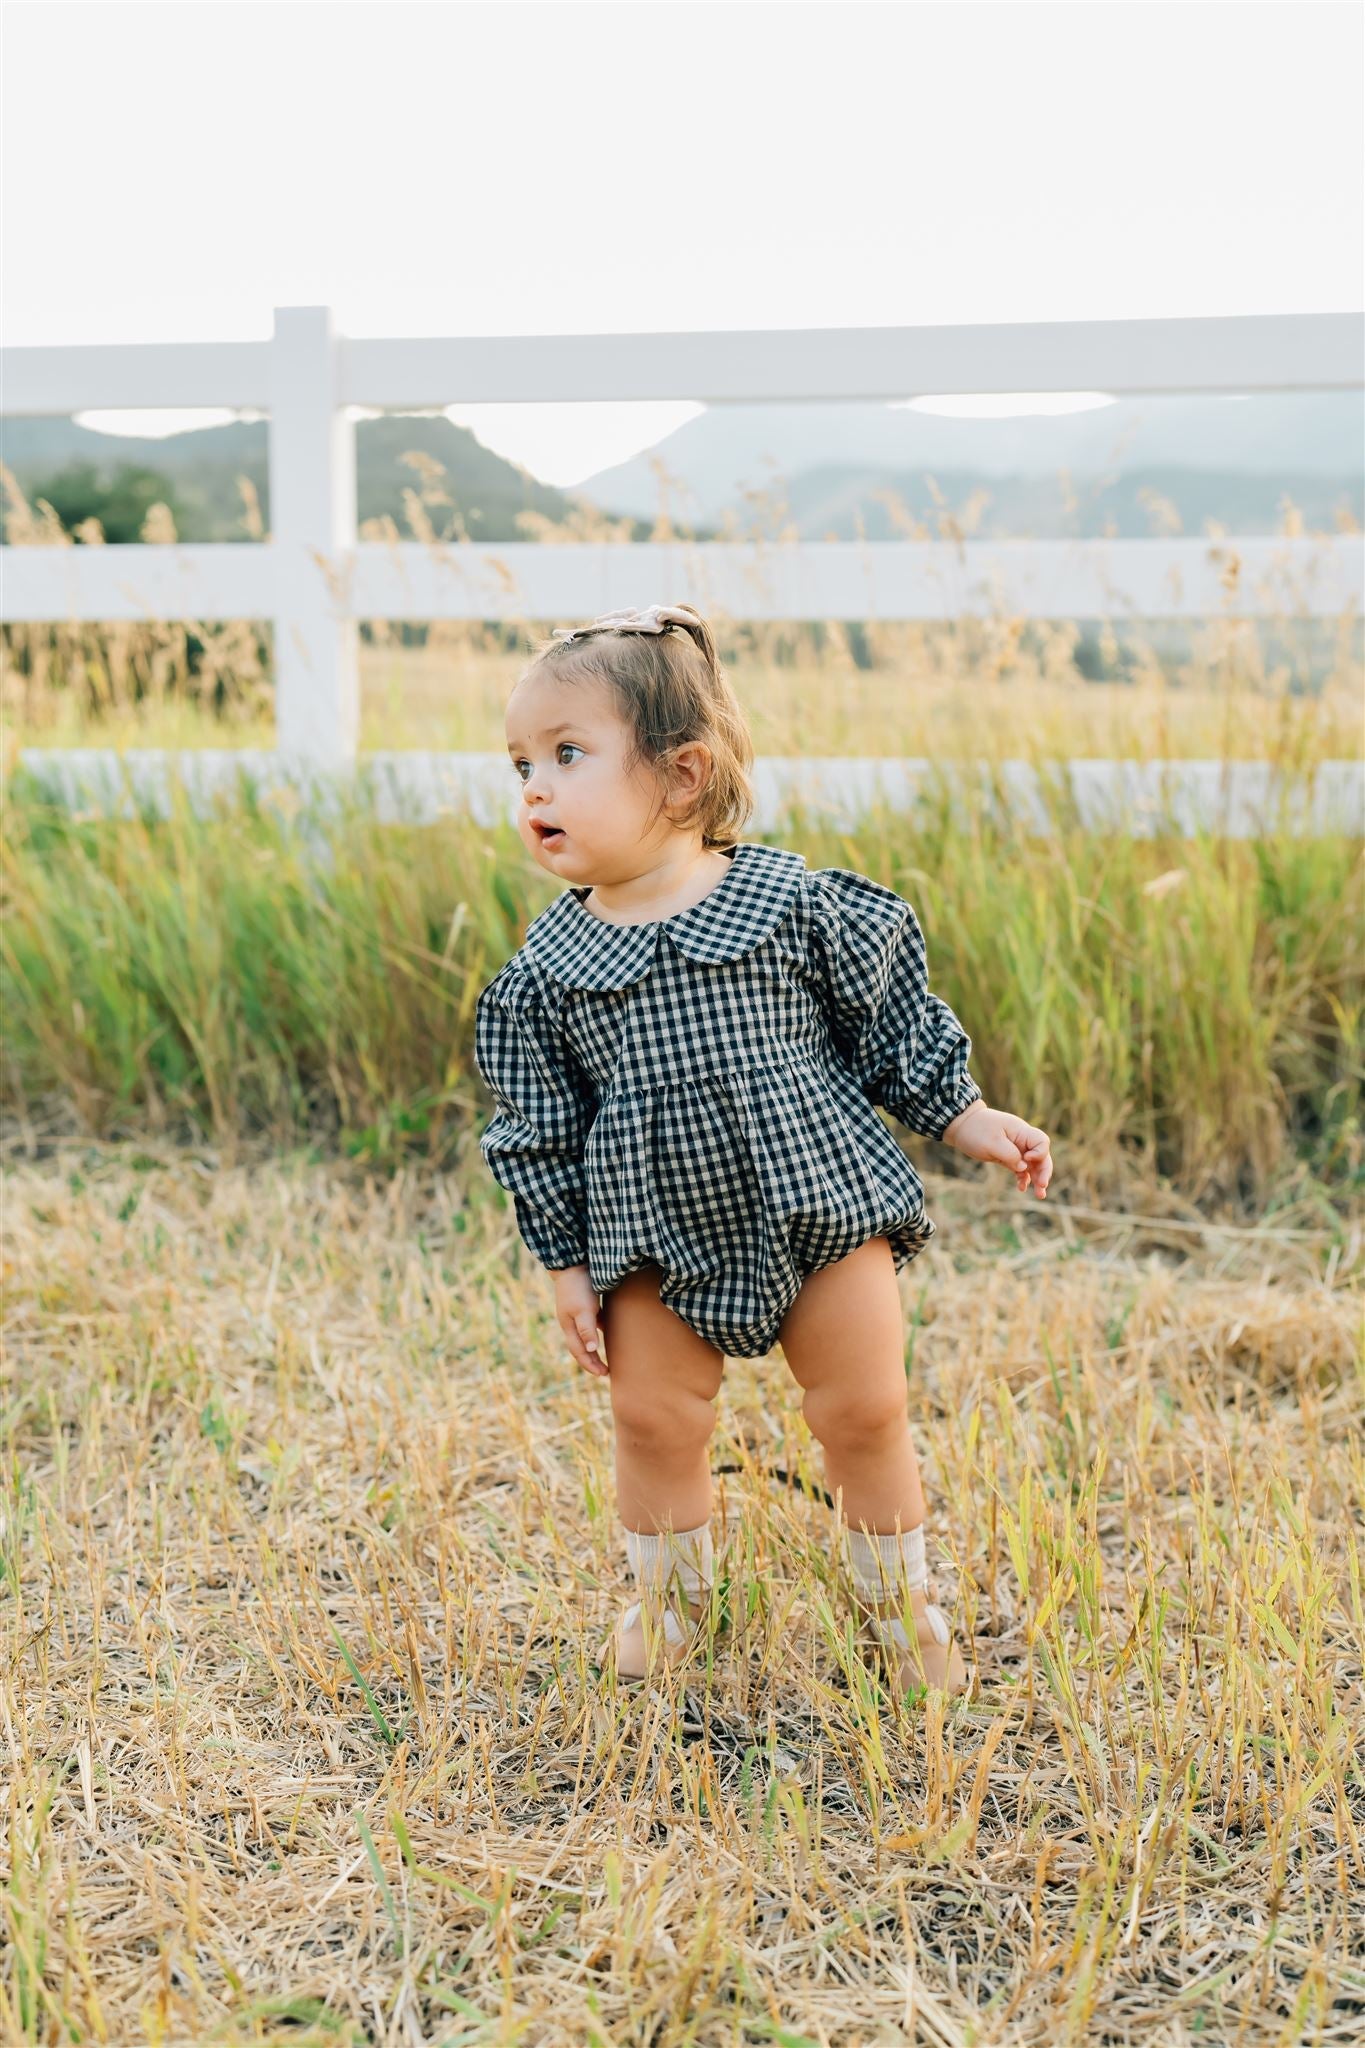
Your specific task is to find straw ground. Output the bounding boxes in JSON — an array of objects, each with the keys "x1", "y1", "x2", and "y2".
[{"x1": 4, "y1": 1135, "x2": 1362, "y2": 2046}]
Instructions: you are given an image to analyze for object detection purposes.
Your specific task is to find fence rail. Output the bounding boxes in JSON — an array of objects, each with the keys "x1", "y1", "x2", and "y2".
[
  {"x1": 5, "y1": 311, "x2": 1363, "y2": 414},
  {"x1": 3, "y1": 305, "x2": 1362, "y2": 788},
  {"x1": 6, "y1": 535, "x2": 1360, "y2": 628}
]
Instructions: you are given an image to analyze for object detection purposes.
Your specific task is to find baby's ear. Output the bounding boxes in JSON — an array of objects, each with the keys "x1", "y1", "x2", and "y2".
[{"x1": 671, "y1": 741, "x2": 716, "y2": 794}]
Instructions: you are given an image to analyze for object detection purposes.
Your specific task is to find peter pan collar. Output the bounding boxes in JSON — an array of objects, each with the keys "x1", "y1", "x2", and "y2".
[{"x1": 522, "y1": 840, "x2": 808, "y2": 991}]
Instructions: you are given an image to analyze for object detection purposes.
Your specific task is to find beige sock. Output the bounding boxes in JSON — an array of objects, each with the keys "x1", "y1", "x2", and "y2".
[
  {"x1": 842, "y1": 1521, "x2": 950, "y2": 1646},
  {"x1": 623, "y1": 1520, "x2": 713, "y2": 1608}
]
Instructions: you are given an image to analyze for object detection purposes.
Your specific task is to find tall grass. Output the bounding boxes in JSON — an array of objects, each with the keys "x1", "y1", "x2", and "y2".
[{"x1": 2, "y1": 763, "x2": 1360, "y2": 1206}]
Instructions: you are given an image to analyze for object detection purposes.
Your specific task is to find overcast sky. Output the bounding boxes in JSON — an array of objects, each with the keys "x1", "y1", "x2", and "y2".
[{"x1": 4, "y1": 0, "x2": 1361, "y2": 485}]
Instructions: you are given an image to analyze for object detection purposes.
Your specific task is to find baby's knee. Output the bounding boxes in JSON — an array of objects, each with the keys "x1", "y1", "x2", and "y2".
[
  {"x1": 611, "y1": 1380, "x2": 717, "y2": 1457},
  {"x1": 801, "y1": 1379, "x2": 907, "y2": 1455}
]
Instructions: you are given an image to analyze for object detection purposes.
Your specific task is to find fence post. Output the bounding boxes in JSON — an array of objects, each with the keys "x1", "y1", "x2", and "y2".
[{"x1": 268, "y1": 305, "x2": 358, "y2": 768}]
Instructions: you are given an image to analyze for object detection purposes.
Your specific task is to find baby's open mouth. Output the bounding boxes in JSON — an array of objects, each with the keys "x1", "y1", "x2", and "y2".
[{"x1": 535, "y1": 824, "x2": 566, "y2": 849}]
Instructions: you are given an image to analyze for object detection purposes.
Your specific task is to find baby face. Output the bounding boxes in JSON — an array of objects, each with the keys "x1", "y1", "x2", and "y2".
[{"x1": 506, "y1": 669, "x2": 673, "y2": 883}]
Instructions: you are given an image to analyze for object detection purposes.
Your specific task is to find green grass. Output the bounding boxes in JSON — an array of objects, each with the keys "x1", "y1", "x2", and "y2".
[{"x1": 2, "y1": 762, "x2": 1360, "y2": 1206}]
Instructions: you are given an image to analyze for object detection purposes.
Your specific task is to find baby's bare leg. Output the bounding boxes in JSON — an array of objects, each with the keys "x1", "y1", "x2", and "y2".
[
  {"x1": 778, "y1": 1236, "x2": 926, "y2": 1532},
  {"x1": 599, "y1": 1266, "x2": 724, "y2": 1532}
]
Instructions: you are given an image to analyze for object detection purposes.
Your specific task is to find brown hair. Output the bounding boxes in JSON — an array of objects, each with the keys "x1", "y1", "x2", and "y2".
[{"x1": 518, "y1": 604, "x2": 756, "y2": 850}]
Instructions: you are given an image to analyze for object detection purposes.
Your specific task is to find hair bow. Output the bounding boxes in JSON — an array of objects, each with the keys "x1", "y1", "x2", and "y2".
[{"x1": 552, "y1": 604, "x2": 702, "y2": 643}]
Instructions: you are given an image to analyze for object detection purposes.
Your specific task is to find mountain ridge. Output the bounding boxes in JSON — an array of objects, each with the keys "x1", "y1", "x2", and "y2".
[
  {"x1": 3, "y1": 392, "x2": 1359, "y2": 545},
  {"x1": 571, "y1": 393, "x2": 1362, "y2": 526}
]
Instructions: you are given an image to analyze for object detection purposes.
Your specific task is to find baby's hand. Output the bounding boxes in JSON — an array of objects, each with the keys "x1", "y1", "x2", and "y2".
[
  {"x1": 941, "y1": 1101, "x2": 1053, "y2": 1198},
  {"x1": 551, "y1": 1263, "x2": 608, "y2": 1377}
]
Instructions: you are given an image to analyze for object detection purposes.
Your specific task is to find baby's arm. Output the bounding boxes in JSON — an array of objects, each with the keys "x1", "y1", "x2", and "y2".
[
  {"x1": 474, "y1": 969, "x2": 609, "y2": 1372},
  {"x1": 812, "y1": 866, "x2": 1053, "y2": 1197}
]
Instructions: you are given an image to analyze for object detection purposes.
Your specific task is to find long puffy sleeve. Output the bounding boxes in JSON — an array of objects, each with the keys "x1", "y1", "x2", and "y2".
[
  {"x1": 473, "y1": 964, "x2": 595, "y2": 1271},
  {"x1": 809, "y1": 866, "x2": 983, "y2": 1141}
]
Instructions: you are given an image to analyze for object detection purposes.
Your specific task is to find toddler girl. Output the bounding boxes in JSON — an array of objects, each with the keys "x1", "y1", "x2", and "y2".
[{"x1": 474, "y1": 603, "x2": 1052, "y2": 1699}]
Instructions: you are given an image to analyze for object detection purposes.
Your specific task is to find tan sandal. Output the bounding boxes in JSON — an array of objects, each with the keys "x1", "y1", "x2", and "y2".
[
  {"x1": 863, "y1": 1584, "x2": 968, "y2": 1697},
  {"x1": 605, "y1": 1591, "x2": 705, "y2": 1682}
]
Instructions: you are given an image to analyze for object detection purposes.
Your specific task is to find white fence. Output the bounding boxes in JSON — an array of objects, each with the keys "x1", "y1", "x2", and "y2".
[
  {"x1": 18, "y1": 747, "x2": 1362, "y2": 841},
  {"x1": 2, "y1": 306, "x2": 1363, "y2": 833}
]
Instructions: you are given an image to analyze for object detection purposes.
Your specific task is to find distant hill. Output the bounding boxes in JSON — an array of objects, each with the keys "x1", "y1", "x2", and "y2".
[
  {"x1": 4, "y1": 390, "x2": 1360, "y2": 548},
  {"x1": 573, "y1": 391, "x2": 1365, "y2": 533},
  {"x1": 0, "y1": 413, "x2": 604, "y2": 544},
  {"x1": 768, "y1": 464, "x2": 1361, "y2": 539},
  {"x1": 2, "y1": 416, "x2": 271, "y2": 541}
]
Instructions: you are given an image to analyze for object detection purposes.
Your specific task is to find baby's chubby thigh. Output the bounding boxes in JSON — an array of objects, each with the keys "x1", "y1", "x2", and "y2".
[{"x1": 776, "y1": 1236, "x2": 910, "y2": 1444}]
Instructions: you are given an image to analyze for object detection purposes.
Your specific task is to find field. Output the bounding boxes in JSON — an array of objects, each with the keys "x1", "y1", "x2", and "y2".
[
  {"x1": 3, "y1": 595, "x2": 1363, "y2": 2044},
  {"x1": 4, "y1": 1133, "x2": 1362, "y2": 2046}
]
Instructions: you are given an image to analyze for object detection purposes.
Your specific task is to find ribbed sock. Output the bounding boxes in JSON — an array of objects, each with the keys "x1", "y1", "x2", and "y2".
[
  {"x1": 624, "y1": 1520, "x2": 714, "y2": 1607},
  {"x1": 841, "y1": 1520, "x2": 950, "y2": 1647}
]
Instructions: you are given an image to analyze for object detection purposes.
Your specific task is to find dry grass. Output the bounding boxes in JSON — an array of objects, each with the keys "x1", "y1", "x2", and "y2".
[
  {"x1": 358, "y1": 644, "x2": 1365, "y2": 765},
  {"x1": 4, "y1": 1137, "x2": 1362, "y2": 2046},
  {"x1": 4, "y1": 639, "x2": 1362, "y2": 768}
]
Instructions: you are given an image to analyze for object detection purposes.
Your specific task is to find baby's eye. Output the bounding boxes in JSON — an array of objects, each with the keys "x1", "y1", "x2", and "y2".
[{"x1": 507, "y1": 741, "x2": 581, "y2": 778}]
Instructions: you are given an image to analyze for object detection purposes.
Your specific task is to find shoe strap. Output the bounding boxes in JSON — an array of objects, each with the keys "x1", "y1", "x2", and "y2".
[
  {"x1": 871, "y1": 1602, "x2": 951, "y2": 1650},
  {"x1": 621, "y1": 1600, "x2": 689, "y2": 1647}
]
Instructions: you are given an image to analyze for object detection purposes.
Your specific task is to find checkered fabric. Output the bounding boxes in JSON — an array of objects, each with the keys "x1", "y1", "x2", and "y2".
[{"x1": 473, "y1": 841, "x2": 982, "y2": 1358}]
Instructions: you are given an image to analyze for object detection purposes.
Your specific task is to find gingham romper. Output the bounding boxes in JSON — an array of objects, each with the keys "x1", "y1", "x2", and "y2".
[{"x1": 473, "y1": 840, "x2": 982, "y2": 1360}]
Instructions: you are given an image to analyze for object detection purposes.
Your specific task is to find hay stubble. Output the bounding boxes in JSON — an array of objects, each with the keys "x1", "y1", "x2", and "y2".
[{"x1": 3, "y1": 1142, "x2": 1362, "y2": 2046}]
